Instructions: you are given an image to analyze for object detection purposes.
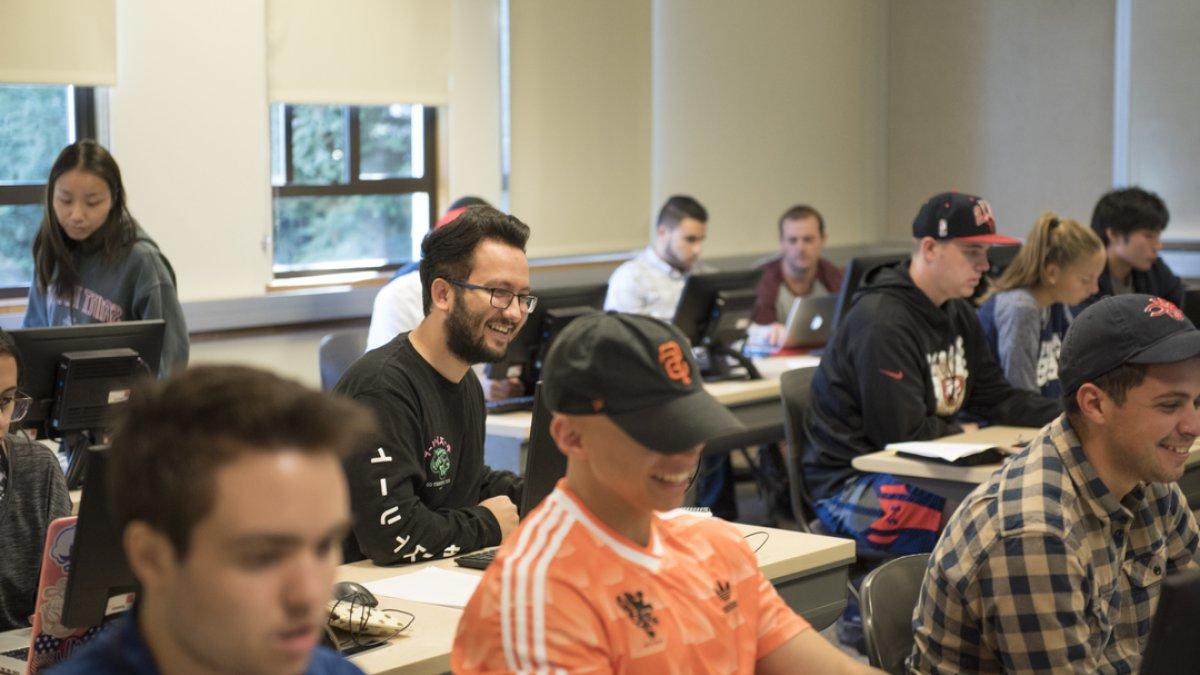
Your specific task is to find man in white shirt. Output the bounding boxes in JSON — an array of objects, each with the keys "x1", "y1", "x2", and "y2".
[{"x1": 604, "y1": 195, "x2": 710, "y2": 320}]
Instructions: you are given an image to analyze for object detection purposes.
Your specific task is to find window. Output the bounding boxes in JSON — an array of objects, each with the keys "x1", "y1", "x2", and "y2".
[
  {"x1": 269, "y1": 103, "x2": 437, "y2": 277},
  {"x1": 0, "y1": 85, "x2": 98, "y2": 294}
]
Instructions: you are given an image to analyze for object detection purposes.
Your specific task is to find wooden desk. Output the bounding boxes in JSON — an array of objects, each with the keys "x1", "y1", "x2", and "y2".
[
  {"x1": 485, "y1": 356, "x2": 819, "y2": 469},
  {"x1": 338, "y1": 521, "x2": 854, "y2": 674},
  {"x1": 853, "y1": 425, "x2": 1200, "y2": 505}
]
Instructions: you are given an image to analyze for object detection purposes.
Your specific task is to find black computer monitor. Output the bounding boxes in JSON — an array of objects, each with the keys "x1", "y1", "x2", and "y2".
[
  {"x1": 62, "y1": 446, "x2": 136, "y2": 628},
  {"x1": 518, "y1": 383, "x2": 566, "y2": 519},
  {"x1": 1139, "y1": 567, "x2": 1200, "y2": 672},
  {"x1": 9, "y1": 320, "x2": 165, "y2": 487},
  {"x1": 829, "y1": 253, "x2": 907, "y2": 340},
  {"x1": 671, "y1": 269, "x2": 763, "y2": 380},
  {"x1": 486, "y1": 284, "x2": 607, "y2": 398}
]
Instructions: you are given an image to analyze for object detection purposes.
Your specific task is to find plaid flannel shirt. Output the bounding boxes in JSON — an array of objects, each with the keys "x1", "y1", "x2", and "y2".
[{"x1": 910, "y1": 414, "x2": 1199, "y2": 674}]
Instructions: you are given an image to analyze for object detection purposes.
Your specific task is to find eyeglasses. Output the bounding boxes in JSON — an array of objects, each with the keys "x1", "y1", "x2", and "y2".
[
  {"x1": 445, "y1": 279, "x2": 538, "y2": 312},
  {"x1": 1, "y1": 392, "x2": 32, "y2": 422}
]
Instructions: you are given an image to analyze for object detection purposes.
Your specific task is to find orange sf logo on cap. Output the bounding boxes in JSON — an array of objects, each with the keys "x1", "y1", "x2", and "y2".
[
  {"x1": 1145, "y1": 297, "x2": 1185, "y2": 321},
  {"x1": 658, "y1": 341, "x2": 692, "y2": 386}
]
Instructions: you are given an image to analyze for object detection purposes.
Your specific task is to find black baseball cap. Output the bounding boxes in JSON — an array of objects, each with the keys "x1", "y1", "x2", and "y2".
[
  {"x1": 1059, "y1": 294, "x2": 1200, "y2": 397},
  {"x1": 912, "y1": 192, "x2": 1020, "y2": 245},
  {"x1": 541, "y1": 312, "x2": 745, "y2": 454}
]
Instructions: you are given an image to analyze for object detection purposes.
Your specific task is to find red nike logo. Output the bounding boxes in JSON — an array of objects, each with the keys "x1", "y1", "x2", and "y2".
[{"x1": 880, "y1": 369, "x2": 904, "y2": 381}]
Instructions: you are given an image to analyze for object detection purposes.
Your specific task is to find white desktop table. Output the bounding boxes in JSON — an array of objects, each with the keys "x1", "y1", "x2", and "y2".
[
  {"x1": 853, "y1": 425, "x2": 1200, "y2": 505},
  {"x1": 338, "y1": 521, "x2": 854, "y2": 675}
]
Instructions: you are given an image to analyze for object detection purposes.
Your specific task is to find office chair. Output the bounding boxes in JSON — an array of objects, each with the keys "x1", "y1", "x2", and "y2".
[
  {"x1": 779, "y1": 366, "x2": 897, "y2": 603},
  {"x1": 860, "y1": 553, "x2": 931, "y2": 674},
  {"x1": 318, "y1": 329, "x2": 368, "y2": 391},
  {"x1": 779, "y1": 366, "x2": 823, "y2": 533}
]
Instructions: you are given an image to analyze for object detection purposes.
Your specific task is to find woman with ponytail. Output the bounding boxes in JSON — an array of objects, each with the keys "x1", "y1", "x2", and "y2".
[
  {"x1": 22, "y1": 141, "x2": 188, "y2": 376},
  {"x1": 978, "y1": 212, "x2": 1105, "y2": 397}
]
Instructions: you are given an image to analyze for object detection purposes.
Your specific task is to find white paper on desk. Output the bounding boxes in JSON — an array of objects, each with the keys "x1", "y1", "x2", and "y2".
[
  {"x1": 363, "y1": 567, "x2": 482, "y2": 609},
  {"x1": 886, "y1": 441, "x2": 998, "y2": 463}
]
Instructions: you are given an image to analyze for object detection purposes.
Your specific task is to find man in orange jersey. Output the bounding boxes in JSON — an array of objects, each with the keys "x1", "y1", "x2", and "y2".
[{"x1": 452, "y1": 313, "x2": 877, "y2": 673}]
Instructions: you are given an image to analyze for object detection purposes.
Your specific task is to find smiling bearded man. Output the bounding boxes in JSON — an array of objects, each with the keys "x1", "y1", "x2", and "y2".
[{"x1": 334, "y1": 206, "x2": 534, "y2": 565}]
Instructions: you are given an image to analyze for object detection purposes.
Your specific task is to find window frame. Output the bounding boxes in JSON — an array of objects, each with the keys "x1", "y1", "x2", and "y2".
[
  {"x1": 0, "y1": 86, "x2": 99, "y2": 298},
  {"x1": 271, "y1": 104, "x2": 439, "y2": 279}
]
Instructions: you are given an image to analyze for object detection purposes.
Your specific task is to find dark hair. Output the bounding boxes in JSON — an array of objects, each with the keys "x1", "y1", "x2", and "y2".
[
  {"x1": 777, "y1": 204, "x2": 826, "y2": 237},
  {"x1": 447, "y1": 195, "x2": 492, "y2": 211},
  {"x1": 33, "y1": 140, "x2": 138, "y2": 296},
  {"x1": 1064, "y1": 362, "x2": 1149, "y2": 416},
  {"x1": 656, "y1": 195, "x2": 708, "y2": 230},
  {"x1": 107, "y1": 365, "x2": 376, "y2": 558},
  {"x1": 0, "y1": 329, "x2": 21, "y2": 383},
  {"x1": 419, "y1": 205, "x2": 531, "y2": 314},
  {"x1": 1090, "y1": 187, "x2": 1169, "y2": 245}
]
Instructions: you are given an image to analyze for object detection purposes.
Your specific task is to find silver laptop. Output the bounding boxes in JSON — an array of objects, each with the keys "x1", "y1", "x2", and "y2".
[{"x1": 781, "y1": 295, "x2": 836, "y2": 348}]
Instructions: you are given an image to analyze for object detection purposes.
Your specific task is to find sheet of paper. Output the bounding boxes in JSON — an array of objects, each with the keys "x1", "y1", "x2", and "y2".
[
  {"x1": 363, "y1": 567, "x2": 482, "y2": 609},
  {"x1": 886, "y1": 441, "x2": 998, "y2": 463}
]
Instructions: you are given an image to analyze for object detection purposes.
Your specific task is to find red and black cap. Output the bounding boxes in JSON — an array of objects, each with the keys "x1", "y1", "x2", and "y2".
[
  {"x1": 541, "y1": 312, "x2": 745, "y2": 454},
  {"x1": 1059, "y1": 294, "x2": 1200, "y2": 397},
  {"x1": 912, "y1": 192, "x2": 1020, "y2": 245}
]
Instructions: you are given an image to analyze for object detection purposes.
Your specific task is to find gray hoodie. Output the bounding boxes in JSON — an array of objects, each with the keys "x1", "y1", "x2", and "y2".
[{"x1": 22, "y1": 223, "x2": 189, "y2": 377}]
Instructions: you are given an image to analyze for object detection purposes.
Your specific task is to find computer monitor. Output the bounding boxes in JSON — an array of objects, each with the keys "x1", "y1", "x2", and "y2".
[
  {"x1": 671, "y1": 269, "x2": 763, "y2": 380},
  {"x1": 9, "y1": 320, "x2": 165, "y2": 487},
  {"x1": 1139, "y1": 567, "x2": 1200, "y2": 672},
  {"x1": 829, "y1": 253, "x2": 907, "y2": 341},
  {"x1": 61, "y1": 446, "x2": 137, "y2": 628},
  {"x1": 485, "y1": 283, "x2": 607, "y2": 398},
  {"x1": 518, "y1": 383, "x2": 566, "y2": 519}
]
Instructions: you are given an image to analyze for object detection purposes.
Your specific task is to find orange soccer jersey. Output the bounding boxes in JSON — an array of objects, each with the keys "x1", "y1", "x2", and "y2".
[{"x1": 452, "y1": 480, "x2": 809, "y2": 673}]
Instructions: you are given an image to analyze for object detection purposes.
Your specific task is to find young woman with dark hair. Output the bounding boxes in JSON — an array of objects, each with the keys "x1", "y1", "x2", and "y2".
[{"x1": 23, "y1": 140, "x2": 188, "y2": 376}]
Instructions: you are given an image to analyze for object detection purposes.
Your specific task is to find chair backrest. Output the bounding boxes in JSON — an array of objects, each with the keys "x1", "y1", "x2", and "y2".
[
  {"x1": 860, "y1": 553, "x2": 932, "y2": 674},
  {"x1": 779, "y1": 366, "x2": 819, "y2": 532},
  {"x1": 318, "y1": 329, "x2": 368, "y2": 391}
]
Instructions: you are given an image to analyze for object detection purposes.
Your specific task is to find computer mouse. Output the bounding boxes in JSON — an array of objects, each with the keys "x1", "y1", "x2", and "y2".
[{"x1": 332, "y1": 580, "x2": 378, "y2": 608}]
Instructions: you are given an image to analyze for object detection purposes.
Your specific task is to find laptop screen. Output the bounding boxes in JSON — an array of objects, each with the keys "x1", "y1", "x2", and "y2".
[{"x1": 519, "y1": 384, "x2": 567, "y2": 519}]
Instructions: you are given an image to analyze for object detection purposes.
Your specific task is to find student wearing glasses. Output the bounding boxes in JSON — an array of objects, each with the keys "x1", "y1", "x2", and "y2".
[
  {"x1": 0, "y1": 329, "x2": 70, "y2": 631},
  {"x1": 335, "y1": 207, "x2": 532, "y2": 565}
]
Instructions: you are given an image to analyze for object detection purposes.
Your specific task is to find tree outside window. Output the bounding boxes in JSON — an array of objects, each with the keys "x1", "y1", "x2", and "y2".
[
  {"x1": 0, "y1": 85, "x2": 96, "y2": 293},
  {"x1": 270, "y1": 103, "x2": 436, "y2": 276}
]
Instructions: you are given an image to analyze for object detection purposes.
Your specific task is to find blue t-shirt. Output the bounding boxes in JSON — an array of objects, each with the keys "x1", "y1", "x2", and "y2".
[
  {"x1": 47, "y1": 612, "x2": 363, "y2": 675},
  {"x1": 978, "y1": 289, "x2": 1071, "y2": 399}
]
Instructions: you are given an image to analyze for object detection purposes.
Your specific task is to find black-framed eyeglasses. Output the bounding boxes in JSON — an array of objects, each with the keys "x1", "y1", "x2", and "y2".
[
  {"x1": 1, "y1": 391, "x2": 32, "y2": 422},
  {"x1": 445, "y1": 279, "x2": 538, "y2": 312}
]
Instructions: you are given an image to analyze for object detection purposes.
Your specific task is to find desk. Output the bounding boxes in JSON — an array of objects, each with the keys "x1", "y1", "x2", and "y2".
[
  {"x1": 853, "y1": 426, "x2": 1200, "y2": 506},
  {"x1": 484, "y1": 356, "x2": 819, "y2": 470},
  {"x1": 338, "y1": 521, "x2": 854, "y2": 675}
]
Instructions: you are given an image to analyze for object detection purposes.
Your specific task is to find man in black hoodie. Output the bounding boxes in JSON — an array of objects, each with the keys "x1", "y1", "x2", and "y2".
[{"x1": 803, "y1": 192, "x2": 1060, "y2": 555}]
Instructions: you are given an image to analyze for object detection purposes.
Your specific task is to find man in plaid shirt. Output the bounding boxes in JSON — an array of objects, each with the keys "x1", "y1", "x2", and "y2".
[{"x1": 911, "y1": 294, "x2": 1200, "y2": 673}]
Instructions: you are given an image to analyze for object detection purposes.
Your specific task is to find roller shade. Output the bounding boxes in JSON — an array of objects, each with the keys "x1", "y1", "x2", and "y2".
[
  {"x1": 0, "y1": 0, "x2": 116, "y2": 85},
  {"x1": 266, "y1": 0, "x2": 451, "y2": 105}
]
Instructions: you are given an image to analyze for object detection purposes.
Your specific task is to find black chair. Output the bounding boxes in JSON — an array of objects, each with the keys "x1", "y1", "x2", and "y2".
[
  {"x1": 860, "y1": 553, "x2": 931, "y2": 674},
  {"x1": 318, "y1": 329, "x2": 367, "y2": 391},
  {"x1": 779, "y1": 367, "x2": 823, "y2": 533},
  {"x1": 779, "y1": 366, "x2": 897, "y2": 600}
]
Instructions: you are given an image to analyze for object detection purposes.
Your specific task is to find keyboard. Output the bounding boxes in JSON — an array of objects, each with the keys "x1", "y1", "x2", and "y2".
[
  {"x1": 485, "y1": 395, "x2": 536, "y2": 414},
  {"x1": 454, "y1": 549, "x2": 497, "y2": 570}
]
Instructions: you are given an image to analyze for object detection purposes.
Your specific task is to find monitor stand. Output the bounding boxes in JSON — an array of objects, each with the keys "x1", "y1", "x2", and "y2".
[{"x1": 699, "y1": 344, "x2": 762, "y2": 382}]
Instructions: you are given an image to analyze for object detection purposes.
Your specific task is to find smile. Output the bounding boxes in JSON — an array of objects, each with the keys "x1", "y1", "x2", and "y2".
[
  {"x1": 651, "y1": 471, "x2": 692, "y2": 486},
  {"x1": 486, "y1": 322, "x2": 515, "y2": 335},
  {"x1": 1159, "y1": 441, "x2": 1192, "y2": 455}
]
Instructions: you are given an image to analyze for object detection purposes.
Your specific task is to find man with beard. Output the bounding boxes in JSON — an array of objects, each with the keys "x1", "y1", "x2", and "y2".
[
  {"x1": 604, "y1": 195, "x2": 710, "y2": 320},
  {"x1": 335, "y1": 206, "x2": 531, "y2": 565}
]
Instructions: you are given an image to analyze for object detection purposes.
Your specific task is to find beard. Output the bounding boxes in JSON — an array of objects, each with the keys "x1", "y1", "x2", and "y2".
[{"x1": 445, "y1": 295, "x2": 511, "y2": 364}]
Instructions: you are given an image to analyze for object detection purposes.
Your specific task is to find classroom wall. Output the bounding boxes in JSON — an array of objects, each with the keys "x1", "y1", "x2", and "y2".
[
  {"x1": 508, "y1": 0, "x2": 653, "y2": 258},
  {"x1": 1130, "y1": 0, "x2": 1200, "y2": 239},
  {"x1": 886, "y1": 0, "x2": 1114, "y2": 240},
  {"x1": 652, "y1": 0, "x2": 889, "y2": 255}
]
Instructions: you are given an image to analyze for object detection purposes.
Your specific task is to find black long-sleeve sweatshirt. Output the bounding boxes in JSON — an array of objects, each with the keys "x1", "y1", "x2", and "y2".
[
  {"x1": 802, "y1": 262, "x2": 1061, "y2": 502},
  {"x1": 335, "y1": 333, "x2": 521, "y2": 565}
]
